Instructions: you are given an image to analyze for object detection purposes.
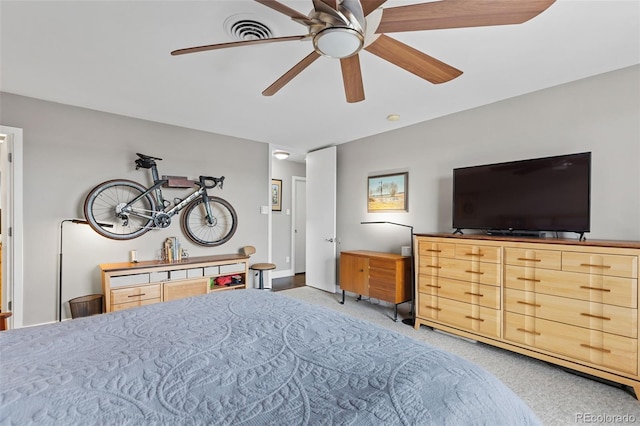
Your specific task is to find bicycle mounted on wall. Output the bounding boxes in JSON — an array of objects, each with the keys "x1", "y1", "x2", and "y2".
[{"x1": 84, "y1": 153, "x2": 237, "y2": 246}]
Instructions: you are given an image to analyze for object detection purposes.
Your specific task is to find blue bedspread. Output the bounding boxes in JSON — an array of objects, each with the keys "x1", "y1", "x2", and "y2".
[{"x1": 0, "y1": 290, "x2": 540, "y2": 425}]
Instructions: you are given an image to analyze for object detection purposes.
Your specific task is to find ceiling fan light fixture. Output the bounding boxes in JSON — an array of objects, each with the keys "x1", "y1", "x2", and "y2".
[
  {"x1": 273, "y1": 150, "x2": 290, "y2": 160},
  {"x1": 313, "y1": 27, "x2": 364, "y2": 58}
]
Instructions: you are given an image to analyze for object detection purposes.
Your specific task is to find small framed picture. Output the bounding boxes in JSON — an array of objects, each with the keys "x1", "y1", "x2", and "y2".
[
  {"x1": 367, "y1": 172, "x2": 408, "y2": 212},
  {"x1": 272, "y1": 179, "x2": 282, "y2": 211}
]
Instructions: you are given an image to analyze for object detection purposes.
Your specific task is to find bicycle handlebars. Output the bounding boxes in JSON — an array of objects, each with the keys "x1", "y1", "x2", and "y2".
[{"x1": 200, "y1": 175, "x2": 224, "y2": 190}]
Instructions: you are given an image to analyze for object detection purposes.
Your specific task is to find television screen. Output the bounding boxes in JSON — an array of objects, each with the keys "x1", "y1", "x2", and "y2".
[{"x1": 452, "y1": 152, "x2": 591, "y2": 234}]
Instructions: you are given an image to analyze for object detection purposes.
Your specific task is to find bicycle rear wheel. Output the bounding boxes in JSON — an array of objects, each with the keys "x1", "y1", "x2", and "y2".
[
  {"x1": 181, "y1": 196, "x2": 237, "y2": 246},
  {"x1": 84, "y1": 179, "x2": 156, "y2": 240}
]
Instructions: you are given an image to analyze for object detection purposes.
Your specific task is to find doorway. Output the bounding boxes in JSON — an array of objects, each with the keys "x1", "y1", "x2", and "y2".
[
  {"x1": 0, "y1": 125, "x2": 24, "y2": 328},
  {"x1": 292, "y1": 176, "x2": 306, "y2": 276}
]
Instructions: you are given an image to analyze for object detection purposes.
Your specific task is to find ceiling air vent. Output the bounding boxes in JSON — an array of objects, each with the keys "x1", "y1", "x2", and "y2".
[{"x1": 225, "y1": 16, "x2": 273, "y2": 41}]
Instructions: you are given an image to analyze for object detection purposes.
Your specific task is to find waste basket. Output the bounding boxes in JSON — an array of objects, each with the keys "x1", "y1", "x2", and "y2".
[{"x1": 69, "y1": 294, "x2": 103, "y2": 319}]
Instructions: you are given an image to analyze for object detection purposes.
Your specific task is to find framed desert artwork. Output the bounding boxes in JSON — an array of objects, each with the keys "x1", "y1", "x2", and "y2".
[{"x1": 367, "y1": 172, "x2": 408, "y2": 212}]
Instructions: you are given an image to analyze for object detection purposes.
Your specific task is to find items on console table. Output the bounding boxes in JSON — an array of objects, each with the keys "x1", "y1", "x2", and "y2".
[
  {"x1": 339, "y1": 250, "x2": 411, "y2": 322},
  {"x1": 414, "y1": 233, "x2": 640, "y2": 398},
  {"x1": 101, "y1": 253, "x2": 249, "y2": 313}
]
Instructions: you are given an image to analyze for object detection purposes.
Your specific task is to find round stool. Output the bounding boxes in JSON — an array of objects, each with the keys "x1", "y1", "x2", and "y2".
[{"x1": 250, "y1": 263, "x2": 277, "y2": 290}]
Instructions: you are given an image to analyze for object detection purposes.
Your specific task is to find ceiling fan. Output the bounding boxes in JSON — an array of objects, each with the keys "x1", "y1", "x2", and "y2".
[{"x1": 171, "y1": 0, "x2": 556, "y2": 103}]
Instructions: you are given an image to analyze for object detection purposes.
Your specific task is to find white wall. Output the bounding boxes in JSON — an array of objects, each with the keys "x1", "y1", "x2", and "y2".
[
  {"x1": 271, "y1": 158, "x2": 305, "y2": 275},
  {"x1": 0, "y1": 93, "x2": 270, "y2": 325},
  {"x1": 2, "y1": 65, "x2": 638, "y2": 324},
  {"x1": 337, "y1": 65, "x2": 640, "y2": 254}
]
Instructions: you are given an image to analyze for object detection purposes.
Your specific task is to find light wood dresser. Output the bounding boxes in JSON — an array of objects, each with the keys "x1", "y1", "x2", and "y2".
[
  {"x1": 414, "y1": 233, "x2": 640, "y2": 398},
  {"x1": 101, "y1": 254, "x2": 249, "y2": 313}
]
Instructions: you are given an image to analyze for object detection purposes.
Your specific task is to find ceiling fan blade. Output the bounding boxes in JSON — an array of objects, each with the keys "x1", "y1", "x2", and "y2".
[
  {"x1": 263, "y1": 51, "x2": 321, "y2": 96},
  {"x1": 319, "y1": 0, "x2": 338, "y2": 10},
  {"x1": 340, "y1": 55, "x2": 365, "y2": 103},
  {"x1": 171, "y1": 35, "x2": 306, "y2": 56},
  {"x1": 376, "y1": 0, "x2": 556, "y2": 33},
  {"x1": 254, "y1": 0, "x2": 312, "y2": 23},
  {"x1": 361, "y1": 0, "x2": 387, "y2": 16},
  {"x1": 365, "y1": 34, "x2": 462, "y2": 84}
]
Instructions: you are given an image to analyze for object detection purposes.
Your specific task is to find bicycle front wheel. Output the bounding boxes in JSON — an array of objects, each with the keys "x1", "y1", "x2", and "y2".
[
  {"x1": 84, "y1": 179, "x2": 157, "y2": 240},
  {"x1": 181, "y1": 196, "x2": 238, "y2": 247}
]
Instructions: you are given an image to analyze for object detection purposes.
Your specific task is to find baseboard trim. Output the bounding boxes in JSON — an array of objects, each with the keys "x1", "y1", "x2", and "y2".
[{"x1": 272, "y1": 269, "x2": 294, "y2": 279}]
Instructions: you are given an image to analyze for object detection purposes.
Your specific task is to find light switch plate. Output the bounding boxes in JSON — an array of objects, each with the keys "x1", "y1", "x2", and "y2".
[{"x1": 260, "y1": 206, "x2": 269, "y2": 214}]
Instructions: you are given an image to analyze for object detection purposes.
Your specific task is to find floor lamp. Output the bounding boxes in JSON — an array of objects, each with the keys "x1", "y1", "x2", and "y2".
[
  {"x1": 58, "y1": 219, "x2": 111, "y2": 321},
  {"x1": 360, "y1": 221, "x2": 415, "y2": 326}
]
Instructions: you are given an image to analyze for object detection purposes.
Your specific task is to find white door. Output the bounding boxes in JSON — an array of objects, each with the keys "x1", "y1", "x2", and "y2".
[
  {"x1": 293, "y1": 177, "x2": 306, "y2": 274},
  {"x1": 305, "y1": 146, "x2": 337, "y2": 293}
]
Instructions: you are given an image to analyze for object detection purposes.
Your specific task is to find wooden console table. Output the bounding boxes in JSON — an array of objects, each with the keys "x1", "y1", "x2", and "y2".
[
  {"x1": 339, "y1": 250, "x2": 411, "y2": 321},
  {"x1": 101, "y1": 254, "x2": 249, "y2": 313}
]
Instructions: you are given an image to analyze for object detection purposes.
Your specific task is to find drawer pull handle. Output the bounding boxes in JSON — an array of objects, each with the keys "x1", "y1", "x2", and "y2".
[
  {"x1": 517, "y1": 301, "x2": 541, "y2": 308},
  {"x1": 517, "y1": 257, "x2": 541, "y2": 262},
  {"x1": 128, "y1": 293, "x2": 145, "y2": 297},
  {"x1": 465, "y1": 315, "x2": 484, "y2": 322},
  {"x1": 517, "y1": 277, "x2": 541, "y2": 283},
  {"x1": 465, "y1": 270, "x2": 484, "y2": 275},
  {"x1": 517, "y1": 328, "x2": 541, "y2": 336},
  {"x1": 579, "y1": 263, "x2": 612, "y2": 269},
  {"x1": 423, "y1": 305, "x2": 441, "y2": 311},
  {"x1": 580, "y1": 313, "x2": 611, "y2": 321},
  {"x1": 464, "y1": 252, "x2": 485, "y2": 257},
  {"x1": 425, "y1": 265, "x2": 442, "y2": 269},
  {"x1": 579, "y1": 286, "x2": 611, "y2": 292},
  {"x1": 424, "y1": 284, "x2": 442, "y2": 289},
  {"x1": 464, "y1": 291, "x2": 484, "y2": 297},
  {"x1": 580, "y1": 344, "x2": 611, "y2": 353},
  {"x1": 425, "y1": 249, "x2": 442, "y2": 253}
]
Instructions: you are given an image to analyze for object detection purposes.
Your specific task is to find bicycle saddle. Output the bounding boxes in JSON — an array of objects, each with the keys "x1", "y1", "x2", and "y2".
[
  {"x1": 135, "y1": 153, "x2": 163, "y2": 170},
  {"x1": 136, "y1": 153, "x2": 162, "y2": 161}
]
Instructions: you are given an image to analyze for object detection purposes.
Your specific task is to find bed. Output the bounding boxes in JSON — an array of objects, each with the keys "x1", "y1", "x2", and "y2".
[{"x1": 0, "y1": 290, "x2": 540, "y2": 425}]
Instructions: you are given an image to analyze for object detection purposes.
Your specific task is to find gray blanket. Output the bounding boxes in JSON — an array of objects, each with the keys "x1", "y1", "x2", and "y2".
[{"x1": 0, "y1": 289, "x2": 540, "y2": 425}]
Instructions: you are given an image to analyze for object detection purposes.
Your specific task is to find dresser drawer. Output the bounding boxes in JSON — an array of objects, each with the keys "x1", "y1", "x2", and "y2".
[
  {"x1": 111, "y1": 298, "x2": 160, "y2": 312},
  {"x1": 504, "y1": 265, "x2": 637, "y2": 308},
  {"x1": 111, "y1": 284, "x2": 161, "y2": 305},
  {"x1": 163, "y1": 278, "x2": 208, "y2": 302},
  {"x1": 504, "y1": 247, "x2": 561, "y2": 270},
  {"x1": 505, "y1": 312, "x2": 637, "y2": 375},
  {"x1": 504, "y1": 288, "x2": 637, "y2": 338},
  {"x1": 418, "y1": 296, "x2": 500, "y2": 338},
  {"x1": 562, "y1": 252, "x2": 638, "y2": 278},
  {"x1": 455, "y1": 244, "x2": 501, "y2": 264},
  {"x1": 431, "y1": 276, "x2": 500, "y2": 309},
  {"x1": 418, "y1": 241, "x2": 456, "y2": 259},
  {"x1": 438, "y1": 257, "x2": 501, "y2": 286}
]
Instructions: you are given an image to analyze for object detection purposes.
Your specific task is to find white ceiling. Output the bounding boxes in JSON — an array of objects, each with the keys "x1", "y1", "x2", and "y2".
[{"x1": 1, "y1": 1, "x2": 638, "y2": 159}]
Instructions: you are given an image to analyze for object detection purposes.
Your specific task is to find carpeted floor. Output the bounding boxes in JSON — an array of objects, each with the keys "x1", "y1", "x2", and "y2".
[{"x1": 279, "y1": 286, "x2": 640, "y2": 425}]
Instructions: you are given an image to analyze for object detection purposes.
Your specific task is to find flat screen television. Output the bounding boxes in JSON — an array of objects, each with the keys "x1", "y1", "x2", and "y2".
[{"x1": 452, "y1": 152, "x2": 591, "y2": 236}]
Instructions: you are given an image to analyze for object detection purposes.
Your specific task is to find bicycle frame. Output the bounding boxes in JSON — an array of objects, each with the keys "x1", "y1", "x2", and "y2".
[{"x1": 122, "y1": 163, "x2": 215, "y2": 226}]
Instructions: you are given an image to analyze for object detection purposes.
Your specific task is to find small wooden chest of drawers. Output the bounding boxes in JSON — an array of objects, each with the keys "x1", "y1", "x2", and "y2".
[{"x1": 339, "y1": 251, "x2": 411, "y2": 321}]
